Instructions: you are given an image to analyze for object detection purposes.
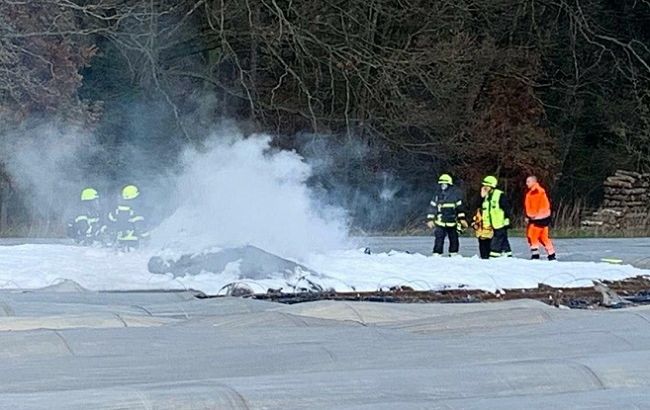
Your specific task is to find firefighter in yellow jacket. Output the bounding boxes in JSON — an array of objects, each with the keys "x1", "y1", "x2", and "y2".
[
  {"x1": 471, "y1": 185, "x2": 494, "y2": 259},
  {"x1": 68, "y1": 187, "x2": 105, "y2": 245},
  {"x1": 107, "y1": 184, "x2": 149, "y2": 250}
]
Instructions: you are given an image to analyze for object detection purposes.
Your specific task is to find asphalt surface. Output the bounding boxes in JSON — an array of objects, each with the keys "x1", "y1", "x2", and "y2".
[
  {"x1": 2, "y1": 236, "x2": 649, "y2": 266},
  {"x1": 358, "y1": 236, "x2": 650, "y2": 268}
]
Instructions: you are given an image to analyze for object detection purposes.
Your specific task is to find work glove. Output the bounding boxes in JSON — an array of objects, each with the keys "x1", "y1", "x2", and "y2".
[{"x1": 426, "y1": 221, "x2": 435, "y2": 230}]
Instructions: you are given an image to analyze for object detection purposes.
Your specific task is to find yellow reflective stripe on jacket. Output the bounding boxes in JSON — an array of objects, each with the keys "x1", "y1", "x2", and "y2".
[
  {"x1": 117, "y1": 230, "x2": 138, "y2": 241},
  {"x1": 109, "y1": 205, "x2": 134, "y2": 222},
  {"x1": 75, "y1": 215, "x2": 99, "y2": 223}
]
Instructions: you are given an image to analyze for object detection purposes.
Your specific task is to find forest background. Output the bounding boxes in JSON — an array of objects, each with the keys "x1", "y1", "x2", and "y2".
[{"x1": 1, "y1": 0, "x2": 649, "y2": 235}]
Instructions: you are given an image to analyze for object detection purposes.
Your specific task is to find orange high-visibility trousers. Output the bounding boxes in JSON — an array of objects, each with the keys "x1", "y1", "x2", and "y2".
[{"x1": 526, "y1": 224, "x2": 555, "y2": 256}]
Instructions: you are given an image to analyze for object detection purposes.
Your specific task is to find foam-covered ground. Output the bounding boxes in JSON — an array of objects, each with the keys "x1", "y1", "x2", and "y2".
[{"x1": 1, "y1": 238, "x2": 648, "y2": 294}]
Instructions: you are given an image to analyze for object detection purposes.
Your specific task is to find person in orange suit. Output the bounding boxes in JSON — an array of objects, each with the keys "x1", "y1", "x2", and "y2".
[{"x1": 524, "y1": 176, "x2": 556, "y2": 260}]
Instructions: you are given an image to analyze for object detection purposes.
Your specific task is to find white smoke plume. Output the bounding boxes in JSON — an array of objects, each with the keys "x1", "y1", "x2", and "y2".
[
  {"x1": 1, "y1": 120, "x2": 350, "y2": 257},
  {"x1": 0, "y1": 123, "x2": 98, "y2": 221},
  {"x1": 151, "y1": 130, "x2": 350, "y2": 259}
]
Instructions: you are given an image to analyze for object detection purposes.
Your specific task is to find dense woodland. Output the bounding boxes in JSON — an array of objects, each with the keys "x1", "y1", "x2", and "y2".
[{"x1": 1, "y1": 0, "x2": 649, "y2": 233}]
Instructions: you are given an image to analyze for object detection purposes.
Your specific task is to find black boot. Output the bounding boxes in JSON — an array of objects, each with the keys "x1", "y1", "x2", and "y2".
[
  {"x1": 531, "y1": 254, "x2": 540, "y2": 260},
  {"x1": 548, "y1": 253, "x2": 556, "y2": 261}
]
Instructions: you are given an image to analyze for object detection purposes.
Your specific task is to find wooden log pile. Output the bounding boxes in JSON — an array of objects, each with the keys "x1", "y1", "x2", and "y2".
[{"x1": 581, "y1": 170, "x2": 650, "y2": 231}]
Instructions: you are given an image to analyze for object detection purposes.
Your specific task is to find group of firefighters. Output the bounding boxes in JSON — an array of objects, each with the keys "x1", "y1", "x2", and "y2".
[
  {"x1": 69, "y1": 175, "x2": 555, "y2": 259},
  {"x1": 67, "y1": 184, "x2": 149, "y2": 250},
  {"x1": 426, "y1": 174, "x2": 556, "y2": 260}
]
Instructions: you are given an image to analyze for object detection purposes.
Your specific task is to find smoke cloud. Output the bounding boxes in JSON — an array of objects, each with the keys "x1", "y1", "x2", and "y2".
[
  {"x1": 0, "y1": 122, "x2": 99, "y2": 223},
  {"x1": 1, "y1": 120, "x2": 350, "y2": 257},
  {"x1": 152, "y1": 130, "x2": 350, "y2": 258},
  {"x1": 298, "y1": 133, "x2": 433, "y2": 233}
]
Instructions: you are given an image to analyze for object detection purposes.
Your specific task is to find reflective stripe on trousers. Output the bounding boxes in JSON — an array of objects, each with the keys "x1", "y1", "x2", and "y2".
[{"x1": 527, "y1": 224, "x2": 555, "y2": 255}]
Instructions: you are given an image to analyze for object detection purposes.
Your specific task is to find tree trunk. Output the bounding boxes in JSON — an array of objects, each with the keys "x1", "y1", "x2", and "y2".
[{"x1": 0, "y1": 186, "x2": 8, "y2": 233}]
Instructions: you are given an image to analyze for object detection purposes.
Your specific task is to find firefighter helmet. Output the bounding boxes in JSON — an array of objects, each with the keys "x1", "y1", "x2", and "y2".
[
  {"x1": 80, "y1": 187, "x2": 99, "y2": 201},
  {"x1": 438, "y1": 174, "x2": 453, "y2": 185},
  {"x1": 122, "y1": 184, "x2": 140, "y2": 200},
  {"x1": 482, "y1": 175, "x2": 498, "y2": 188}
]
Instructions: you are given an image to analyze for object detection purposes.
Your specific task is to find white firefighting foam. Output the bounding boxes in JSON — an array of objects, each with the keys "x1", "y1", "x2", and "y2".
[{"x1": 0, "y1": 243, "x2": 645, "y2": 295}]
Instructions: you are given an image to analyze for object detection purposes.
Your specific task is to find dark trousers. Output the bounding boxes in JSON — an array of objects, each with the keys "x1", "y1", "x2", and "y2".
[
  {"x1": 478, "y1": 238, "x2": 491, "y2": 259},
  {"x1": 490, "y1": 228, "x2": 512, "y2": 257},
  {"x1": 117, "y1": 239, "x2": 139, "y2": 252},
  {"x1": 433, "y1": 226, "x2": 459, "y2": 255}
]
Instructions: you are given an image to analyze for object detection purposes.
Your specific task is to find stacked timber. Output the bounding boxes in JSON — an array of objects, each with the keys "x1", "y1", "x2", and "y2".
[{"x1": 581, "y1": 170, "x2": 650, "y2": 231}]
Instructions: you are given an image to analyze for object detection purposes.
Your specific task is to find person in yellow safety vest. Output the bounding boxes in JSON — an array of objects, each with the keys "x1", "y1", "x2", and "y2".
[
  {"x1": 68, "y1": 187, "x2": 105, "y2": 245},
  {"x1": 107, "y1": 184, "x2": 149, "y2": 250},
  {"x1": 426, "y1": 174, "x2": 467, "y2": 256},
  {"x1": 480, "y1": 176, "x2": 512, "y2": 257}
]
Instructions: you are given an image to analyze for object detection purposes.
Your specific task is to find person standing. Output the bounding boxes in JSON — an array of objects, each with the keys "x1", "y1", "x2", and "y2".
[
  {"x1": 107, "y1": 184, "x2": 149, "y2": 251},
  {"x1": 524, "y1": 176, "x2": 556, "y2": 260},
  {"x1": 68, "y1": 187, "x2": 104, "y2": 245},
  {"x1": 426, "y1": 174, "x2": 467, "y2": 256},
  {"x1": 471, "y1": 185, "x2": 493, "y2": 259},
  {"x1": 480, "y1": 176, "x2": 512, "y2": 257}
]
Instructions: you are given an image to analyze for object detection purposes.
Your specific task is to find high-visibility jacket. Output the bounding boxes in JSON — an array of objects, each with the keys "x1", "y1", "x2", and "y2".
[
  {"x1": 74, "y1": 214, "x2": 100, "y2": 236},
  {"x1": 481, "y1": 189, "x2": 510, "y2": 230},
  {"x1": 525, "y1": 182, "x2": 552, "y2": 226},
  {"x1": 427, "y1": 186, "x2": 466, "y2": 228},
  {"x1": 71, "y1": 201, "x2": 103, "y2": 240},
  {"x1": 108, "y1": 203, "x2": 149, "y2": 242},
  {"x1": 471, "y1": 209, "x2": 494, "y2": 239}
]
